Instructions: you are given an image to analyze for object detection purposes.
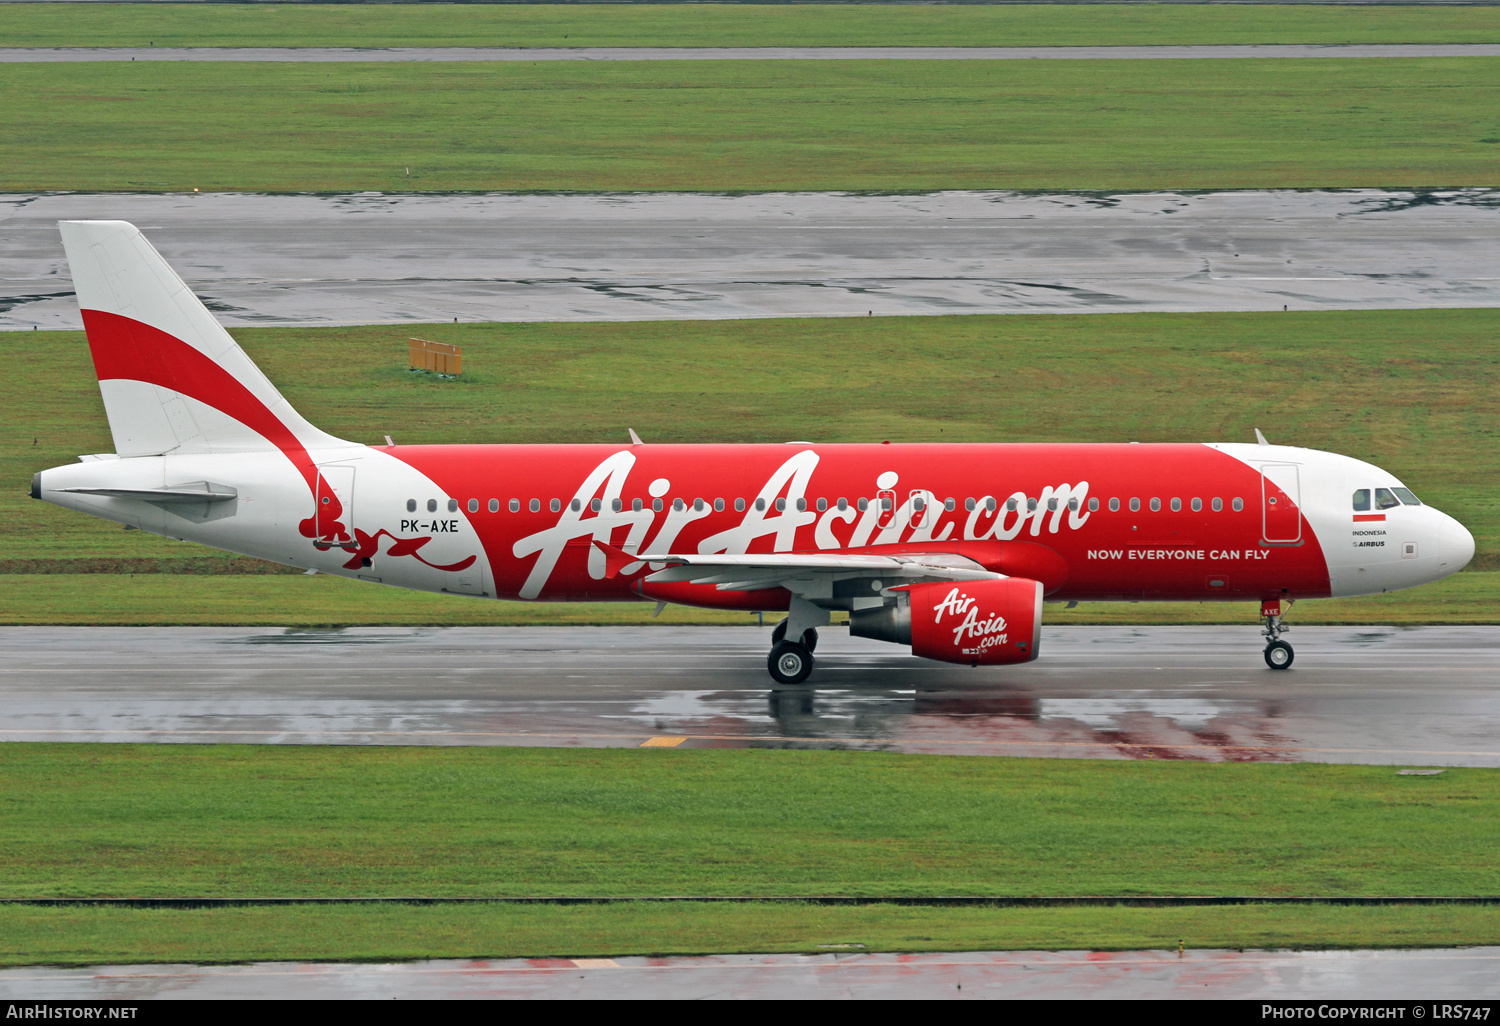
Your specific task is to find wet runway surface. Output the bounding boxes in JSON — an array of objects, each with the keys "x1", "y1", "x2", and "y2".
[
  {"x1": 6, "y1": 44, "x2": 1500, "y2": 62},
  {"x1": 5, "y1": 189, "x2": 1498, "y2": 328},
  {"x1": 4, "y1": 948, "x2": 1498, "y2": 999},
  {"x1": 1, "y1": 625, "x2": 1496, "y2": 766}
]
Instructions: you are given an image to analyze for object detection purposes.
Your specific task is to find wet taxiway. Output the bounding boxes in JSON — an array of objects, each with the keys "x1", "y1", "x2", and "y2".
[
  {"x1": 4, "y1": 189, "x2": 1498, "y2": 329},
  {"x1": 3, "y1": 948, "x2": 1498, "y2": 1000},
  {"x1": 1, "y1": 625, "x2": 1496, "y2": 766},
  {"x1": 5, "y1": 43, "x2": 1500, "y2": 62}
]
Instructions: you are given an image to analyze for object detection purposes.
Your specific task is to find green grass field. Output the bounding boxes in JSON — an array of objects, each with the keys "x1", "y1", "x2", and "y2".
[
  {"x1": 4, "y1": 57, "x2": 1499, "y2": 193},
  {"x1": 0, "y1": 745, "x2": 1496, "y2": 961},
  {"x1": 5, "y1": 746, "x2": 1495, "y2": 898},
  {"x1": 5, "y1": 902, "x2": 1499, "y2": 966},
  {"x1": 6, "y1": 3, "x2": 1500, "y2": 49},
  {"x1": 5, "y1": 309, "x2": 1495, "y2": 625}
]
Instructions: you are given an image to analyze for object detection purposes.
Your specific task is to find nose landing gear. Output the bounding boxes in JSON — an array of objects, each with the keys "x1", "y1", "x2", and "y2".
[{"x1": 1261, "y1": 598, "x2": 1293, "y2": 670}]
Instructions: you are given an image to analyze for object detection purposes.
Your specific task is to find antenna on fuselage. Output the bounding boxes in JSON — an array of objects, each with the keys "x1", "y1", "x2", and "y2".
[
  {"x1": 628, "y1": 428, "x2": 644, "y2": 445},
  {"x1": 1254, "y1": 428, "x2": 1270, "y2": 446}
]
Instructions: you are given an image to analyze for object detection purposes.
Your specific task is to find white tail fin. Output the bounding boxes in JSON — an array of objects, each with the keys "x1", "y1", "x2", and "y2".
[{"x1": 60, "y1": 220, "x2": 345, "y2": 457}]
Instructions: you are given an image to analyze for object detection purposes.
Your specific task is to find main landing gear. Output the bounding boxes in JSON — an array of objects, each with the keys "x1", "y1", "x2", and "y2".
[
  {"x1": 1261, "y1": 598, "x2": 1294, "y2": 670},
  {"x1": 768, "y1": 617, "x2": 819, "y2": 685}
]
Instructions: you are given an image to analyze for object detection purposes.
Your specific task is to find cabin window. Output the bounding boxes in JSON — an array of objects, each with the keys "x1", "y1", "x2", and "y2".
[
  {"x1": 1150, "y1": 498, "x2": 1161, "y2": 512},
  {"x1": 1108, "y1": 498, "x2": 1119, "y2": 512},
  {"x1": 489, "y1": 499, "x2": 499, "y2": 513},
  {"x1": 467, "y1": 499, "x2": 479, "y2": 513},
  {"x1": 448, "y1": 499, "x2": 458, "y2": 513},
  {"x1": 591, "y1": 498, "x2": 602, "y2": 513},
  {"x1": 1026, "y1": 497, "x2": 1037, "y2": 512},
  {"x1": 909, "y1": 494, "x2": 927, "y2": 528},
  {"x1": 756, "y1": 498, "x2": 767, "y2": 512},
  {"x1": 570, "y1": 498, "x2": 581, "y2": 512},
  {"x1": 795, "y1": 498, "x2": 807, "y2": 512},
  {"x1": 653, "y1": 498, "x2": 664, "y2": 513},
  {"x1": 986, "y1": 496, "x2": 998, "y2": 513},
  {"x1": 529, "y1": 499, "x2": 540, "y2": 513},
  {"x1": 428, "y1": 499, "x2": 438, "y2": 513},
  {"x1": 1212, "y1": 497, "x2": 1223, "y2": 512},
  {"x1": 406, "y1": 499, "x2": 417, "y2": 513},
  {"x1": 945, "y1": 498, "x2": 956, "y2": 511},
  {"x1": 1170, "y1": 498, "x2": 1181, "y2": 512},
  {"x1": 1006, "y1": 498, "x2": 1018, "y2": 512},
  {"x1": 695, "y1": 498, "x2": 706, "y2": 512},
  {"x1": 838, "y1": 498, "x2": 850, "y2": 511},
  {"x1": 1048, "y1": 498, "x2": 1059, "y2": 512},
  {"x1": 1393, "y1": 487, "x2": 1421, "y2": 506},
  {"x1": 1088, "y1": 497, "x2": 1099, "y2": 512},
  {"x1": 816, "y1": 497, "x2": 827, "y2": 512},
  {"x1": 858, "y1": 498, "x2": 869, "y2": 512},
  {"x1": 1190, "y1": 498, "x2": 1201, "y2": 512},
  {"x1": 775, "y1": 498, "x2": 787, "y2": 512},
  {"x1": 673, "y1": 498, "x2": 684, "y2": 512},
  {"x1": 1375, "y1": 487, "x2": 1401, "y2": 510},
  {"x1": 715, "y1": 498, "x2": 725, "y2": 512},
  {"x1": 735, "y1": 498, "x2": 746, "y2": 512},
  {"x1": 510, "y1": 499, "x2": 520, "y2": 513},
  {"x1": 1232, "y1": 497, "x2": 1244, "y2": 512},
  {"x1": 1352, "y1": 489, "x2": 1371, "y2": 511},
  {"x1": 965, "y1": 498, "x2": 976, "y2": 512},
  {"x1": 550, "y1": 498, "x2": 561, "y2": 513},
  {"x1": 1129, "y1": 498, "x2": 1141, "y2": 512},
  {"x1": 1068, "y1": 497, "x2": 1078, "y2": 511}
]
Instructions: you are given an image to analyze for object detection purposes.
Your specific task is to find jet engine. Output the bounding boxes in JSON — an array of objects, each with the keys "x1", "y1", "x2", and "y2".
[{"x1": 849, "y1": 577, "x2": 1044, "y2": 666}]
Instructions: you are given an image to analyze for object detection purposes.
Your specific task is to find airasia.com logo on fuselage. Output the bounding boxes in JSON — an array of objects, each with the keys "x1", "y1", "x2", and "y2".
[
  {"x1": 933, "y1": 586, "x2": 1009, "y2": 653},
  {"x1": 512, "y1": 450, "x2": 1091, "y2": 598}
]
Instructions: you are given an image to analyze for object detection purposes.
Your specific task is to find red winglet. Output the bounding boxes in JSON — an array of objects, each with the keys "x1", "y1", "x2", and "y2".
[{"x1": 591, "y1": 539, "x2": 642, "y2": 579}]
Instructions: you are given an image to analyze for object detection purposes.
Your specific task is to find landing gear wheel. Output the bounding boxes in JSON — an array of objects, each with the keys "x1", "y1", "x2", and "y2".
[
  {"x1": 1264, "y1": 640, "x2": 1294, "y2": 670},
  {"x1": 771, "y1": 620, "x2": 817, "y2": 652},
  {"x1": 768, "y1": 641, "x2": 814, "y2": 685}
]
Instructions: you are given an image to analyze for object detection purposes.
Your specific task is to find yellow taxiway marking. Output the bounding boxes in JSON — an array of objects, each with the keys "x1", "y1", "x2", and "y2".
[
  {"x1": 640, "y1": 736, "x2": 688, "y2": 748},
  {"x1": 570, "y1": 959, "x2": 622, "y2": 969}
]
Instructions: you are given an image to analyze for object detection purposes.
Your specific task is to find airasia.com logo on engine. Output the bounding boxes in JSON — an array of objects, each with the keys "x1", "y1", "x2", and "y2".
[{"x1": 932, "y1": 586, "x2": 1009, "y2": 653}]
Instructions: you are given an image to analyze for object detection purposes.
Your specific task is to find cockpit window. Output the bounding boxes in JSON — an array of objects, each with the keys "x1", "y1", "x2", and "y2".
[
  {"x1": 1375, "y1": 487, "x2": 1400, "y2": 510},
  {"x1": 1392, "y1": 487, "x2": 1422, "y2": 506},
  {"x1": 1352, "y1": 489, "x2": 1370, "y2": 512}
]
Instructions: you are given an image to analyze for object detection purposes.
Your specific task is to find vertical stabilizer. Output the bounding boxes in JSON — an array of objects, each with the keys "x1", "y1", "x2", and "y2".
[{"x1": 59, "y1": 220, "x2": 346, "y2": 457}]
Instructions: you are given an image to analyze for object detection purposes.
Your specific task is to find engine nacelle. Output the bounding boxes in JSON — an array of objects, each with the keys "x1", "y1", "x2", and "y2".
[{"x1": 907, "y1": 577, "x2": 1043, "y2": 665}]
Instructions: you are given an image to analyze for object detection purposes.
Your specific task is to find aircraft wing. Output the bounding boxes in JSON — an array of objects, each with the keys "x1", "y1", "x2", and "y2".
[{"x1": 593, "y1": 541, "x2": 1000, "y2": 592}]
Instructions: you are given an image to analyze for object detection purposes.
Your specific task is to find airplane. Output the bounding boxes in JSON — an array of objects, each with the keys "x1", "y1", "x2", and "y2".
[{"x1": 31, "y1": 221, "x2": 1476, "y2": 684}]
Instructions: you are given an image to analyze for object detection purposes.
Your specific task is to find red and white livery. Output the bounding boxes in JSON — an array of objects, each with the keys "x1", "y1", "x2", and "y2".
[{"x1": 33, "y1": 222, "x2": 1476, "y2": 682}]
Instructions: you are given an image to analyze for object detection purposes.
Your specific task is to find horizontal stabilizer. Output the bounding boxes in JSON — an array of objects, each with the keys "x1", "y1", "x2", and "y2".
[{"x1": 57, "y1": 484, "x2": 238, "y2": 504}]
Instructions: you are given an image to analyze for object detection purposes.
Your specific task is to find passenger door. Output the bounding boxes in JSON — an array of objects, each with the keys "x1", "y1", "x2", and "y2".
[
  {"x1": 314, "y1": 463, "x2": 356, "y2": 548},
  {"x1": 1260, "y1": 463, "x2": 1301, "y2": 544}
]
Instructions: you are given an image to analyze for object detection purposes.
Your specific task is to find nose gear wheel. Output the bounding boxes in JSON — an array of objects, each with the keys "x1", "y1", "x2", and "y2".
[
  {"x1": 1261, "y1": 606, "x2": 1293, "y2": 670},
  {"x1": 1264, "y1": 639, "x2": 1294, "y2": 670}
]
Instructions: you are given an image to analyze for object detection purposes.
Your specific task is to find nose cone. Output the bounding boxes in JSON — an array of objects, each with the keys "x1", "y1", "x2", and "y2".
[{"x1": 1435, "y1": 510, "x2": 1475, "y2": 577}]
